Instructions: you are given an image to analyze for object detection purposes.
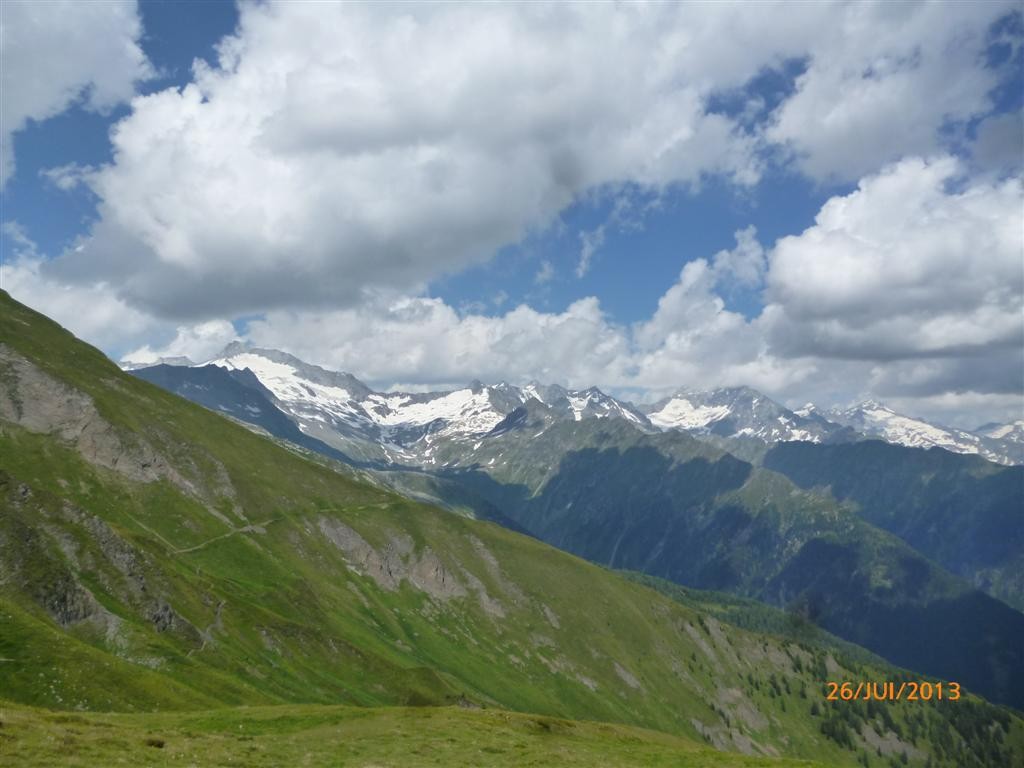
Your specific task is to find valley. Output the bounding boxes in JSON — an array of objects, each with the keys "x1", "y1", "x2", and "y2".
[{"x1": 3, "y1": 292, "x2": 1023, "y2": 767}]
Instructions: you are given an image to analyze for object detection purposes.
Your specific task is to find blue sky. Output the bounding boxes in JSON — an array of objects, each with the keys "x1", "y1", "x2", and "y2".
[{"x1": 1, "y1": 1, "x2": 1022, "y2": 426}]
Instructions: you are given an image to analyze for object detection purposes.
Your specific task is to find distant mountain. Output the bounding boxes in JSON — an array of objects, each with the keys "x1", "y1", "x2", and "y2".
[
  {"x1": 643, "y1": 386, "x2": 850, "y2": 443},
  {"x1": 976, "y1": 419, "x2": 1024, "y2": 444},
  {"x1": 124, "y1": 350, "x2": 1024, "y2": 465},
  {"x1": 120, "y1": 354, "x2": 195, "y2": 370},
  {"x1": 197, "y1": 345, "x2": 653, "y2": 464},
  {"x1": 826, "y1": 400, "x2": 1022, "y2": 466},
  {"x1": 130, "y1": 363, "x2": 356, "y2": 465},
  {"x1": 764, "y1": 440, "x2": 1024, "y2": 611}
]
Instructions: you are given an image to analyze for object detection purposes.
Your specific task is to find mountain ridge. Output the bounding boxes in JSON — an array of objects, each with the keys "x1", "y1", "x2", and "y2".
[{"x1": 123, "y1": 345, "x2": 1023, "y2": 466}]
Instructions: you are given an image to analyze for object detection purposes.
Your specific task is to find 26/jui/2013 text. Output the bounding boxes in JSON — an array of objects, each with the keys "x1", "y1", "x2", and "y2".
[{"x1": 825, "y1": 681, "x2": 960, "y2": 702}]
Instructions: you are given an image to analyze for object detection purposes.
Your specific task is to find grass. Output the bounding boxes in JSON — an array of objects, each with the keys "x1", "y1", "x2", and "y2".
[{"x1": 0, "y1": 701, "x2": 827, "y2": 768}]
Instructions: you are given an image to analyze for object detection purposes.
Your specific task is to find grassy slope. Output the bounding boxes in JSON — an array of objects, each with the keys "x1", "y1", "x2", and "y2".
[
  {"x1": 762, "y1": 440, "x2": 1024, "y2": 610},
  {"x1": 0, "y1": 702, "x2": 826, "y2": 768},
  {"x1": 617, "y1": 571, "x2": 887, "y2": 668},
  {"x1": 1, "y1": 290, "x2": 1022, "y2": 768}
]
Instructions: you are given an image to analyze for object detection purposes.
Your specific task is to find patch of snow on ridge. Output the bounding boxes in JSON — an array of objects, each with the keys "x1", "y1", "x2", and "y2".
[
  {"x1": 615, "y1": 403, "x2": 645, "y2": 424},
  {"x1": 209, "y1": 353, "x2": 354, "y2": 408},
  {"x1": 648, "y1": 398, "x2": 730, "y2": 430},
  {"x1": 206, "y1": 351, "x2": 377, "y2": 433},
  {"x1": 979, "y1": 420, "x2": 1024, "y2": 441},
  {"x1": 522, "y1": 384, "x2": 544, "y2": 404},
  {"x1": 364, "y1": 389, "x2": 504, "y2": 435},
  {"x1": 856, "y1": 403, "x2": 980, "y2": 453},
  {"x1": 567, "y1": 395, "x2": 589, "y2": 421}
]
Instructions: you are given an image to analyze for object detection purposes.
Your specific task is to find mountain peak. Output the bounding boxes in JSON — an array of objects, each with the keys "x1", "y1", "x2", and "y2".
[
  {"x1": 213, "y1": 340, "x2": 252, "y2": 359},
  {"x1": 120, "y1": 354, "x2": 196, "y2": 371},
  {"x1": 853, "y1": 399, "x2": 893, "y2": 413}
]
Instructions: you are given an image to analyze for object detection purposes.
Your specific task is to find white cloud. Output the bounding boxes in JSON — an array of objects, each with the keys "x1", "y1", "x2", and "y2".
[
  {"x1": 122, "y1": 320, "x2": 238, "y2": 366},
  {"x1": 576, "y1": 226, "x2": 606, "y2": 278},
  {"x1": 243, "y1": 295, "x2": 634, "y2": 392},
  {"x1": 765, "y1": 156, "x2": 1023, "y2": 361},
  {"x1": 47, "y1": 1, "x2": 779, "y2": 319},
  {"x1": 31, "y1": 1, "x2": 1016, "y2": 320},
  {"x1": 129, "y1": 155, "x2": 1020, "y2": 426},
  {"x1": 3, "y1": 3, "x2": 1020, "y2": 427},
  {"x1": 710, "y1": 225, "x2": 766, "y2": 288},
  {"x1": 40, "y1": 162, "x2": 96, "y2": 191},
  {"x1": 534, "y1": 260, "x2": 555, "y2": 285},
  {"x1": 1, "y1": 225, "x2": 158, "y2": 350},
  {"x1": 766, "y1": 1, "x2": 1015, "y2": 181},
  {"x1": 0, "y1": 0, "x2": 151, "y2": 186}
]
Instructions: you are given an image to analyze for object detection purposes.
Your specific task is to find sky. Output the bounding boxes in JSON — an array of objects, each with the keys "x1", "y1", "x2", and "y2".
[{"x1": 1, "y1": 0, "x2": 1022, "y2": 429}]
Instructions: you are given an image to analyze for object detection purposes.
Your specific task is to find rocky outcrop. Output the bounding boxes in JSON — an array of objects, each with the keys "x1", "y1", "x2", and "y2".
[
  {"x1": 318, "y1": 517, "x2": 468, "y2": 601},
  {"x1": 0, "y1": 346, "x2": 181, "y2": 487}
]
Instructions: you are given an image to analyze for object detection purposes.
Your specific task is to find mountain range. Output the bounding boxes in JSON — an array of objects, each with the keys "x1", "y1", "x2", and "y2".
[
  {"x1": 122, "y1": 342, "x2": 1024, "y2": 709},
  {"x1": 134, "y1": 342, "x2": 1024, "y2": 465}
]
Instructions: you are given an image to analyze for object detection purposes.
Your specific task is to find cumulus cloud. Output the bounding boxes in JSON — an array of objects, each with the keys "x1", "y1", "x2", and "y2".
[
  {"x1": 122, "y1": 320, "x2": 238, "y2": 367},
  {"x1": 29, "y1": 1, "x2": 1017, "y2": 320},
  {"x1": 0, "y1": 0, "x2": 151, "y2": 186},
  {"x1": 710, "y1": 225, "x2": 766, "y2": 288},
  {"x1": 766, "y1": 2, "x2": 1015, "y2": 181},
  {"x1": 239, "y1": 295, "x2": 633, "y2": 391},
  {"x1": 765, "y1": 156, "x2": 1023, "y2": 362},
  {"x1": 1, "y1": 224, "x2": 159, "y2": 350},
  {"x1": 46, "y1": 1, "x2": 777, "y2": 319}
]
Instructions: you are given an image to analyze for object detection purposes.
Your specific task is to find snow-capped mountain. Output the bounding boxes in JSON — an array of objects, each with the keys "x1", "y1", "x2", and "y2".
[
  {"x1": 643, "y1": 386, "x2": 845, "y2": 444},
  {"x1": 975, "y1": 420, "x2": 1024, "y2": 444},
  {"x1": 123, "y1": 346, "x2": 1022, "y2": 467},
  {"x1": 191, "y1": 343, "x2": 652, "y2": 464},
  {"x1": 521, "y1": 383, "x2": 649, "y2": 425},
  {"x1": 121, "y1": 355, "x2": 196, "y2": 370},
  {"x1": 825, "y1": 401, "x2": 1022, "y2": 466}
]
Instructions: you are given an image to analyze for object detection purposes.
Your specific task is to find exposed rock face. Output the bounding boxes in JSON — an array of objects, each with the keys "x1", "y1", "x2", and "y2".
[
  {"x1": 613, "y1": 661, "x2": 643, "y2": 690},
  {"x1": 60, "y1": 503, "x2": 150, "y2": 598},
  {"x1": 38, "y1": 573, "x2": 97, "y2": 627},
  {"x1": 149, "y1": 601, "x2": 180, "y2": 632},
  {"x1": 317, "y1": 517, "x2": 470, "y2": 602},
  {"x1": 0, "y1": 345, "x2": 177, "y2": 487}
]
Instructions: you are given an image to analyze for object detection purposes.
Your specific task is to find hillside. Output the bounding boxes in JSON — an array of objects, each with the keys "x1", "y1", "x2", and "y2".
[
  {"x1": 125, "y1": 343, "x2": 1024, "y2": 710},
  {"x1": 1, "y1": 290, "x2": 1022, "y2": 767},
  {"x1": 763, "y1": 440, "x2": 1024, "y2": 610},
  {"x1": 424, "y1": 410, "x2": 1024, "y2": 710},
  {"x1": 0, "y1": 703, "x2": 829, "y2": 768}
]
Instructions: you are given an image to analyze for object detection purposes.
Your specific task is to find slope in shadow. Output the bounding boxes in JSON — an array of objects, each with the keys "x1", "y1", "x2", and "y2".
[{"x1": 445, "y1": 445, "x2": 1024, "y2": 709}]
